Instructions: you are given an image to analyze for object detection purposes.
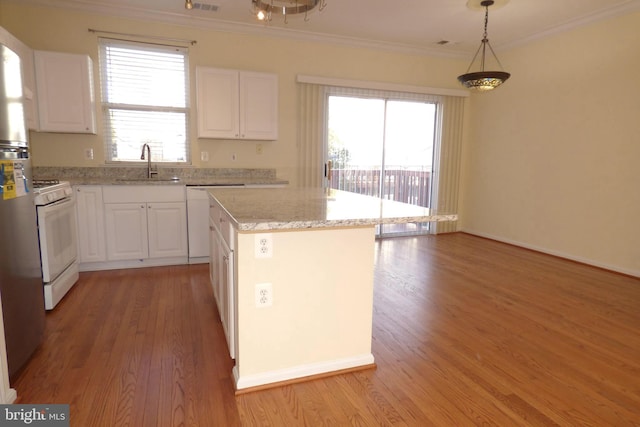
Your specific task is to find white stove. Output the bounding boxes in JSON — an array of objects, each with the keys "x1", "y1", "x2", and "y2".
[{"x1": 32, "y1": 179, "x2": 79, "y2": 309}]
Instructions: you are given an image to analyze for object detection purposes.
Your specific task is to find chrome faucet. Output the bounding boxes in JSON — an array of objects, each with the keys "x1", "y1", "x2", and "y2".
[{"x1": 140, "y1": 143, "x2": 158, "y2": 179}]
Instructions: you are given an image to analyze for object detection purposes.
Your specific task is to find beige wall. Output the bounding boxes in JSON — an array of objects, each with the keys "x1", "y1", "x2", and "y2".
[
  {"x1": 460, "y1": 12, "x2": 640, "y2": 275},
  {"x1": 0, "y1": 1, "x2": 465, "y2": 186},
  {"x1": 235, "y1": 227, "x2": 375, "y2": 388}
]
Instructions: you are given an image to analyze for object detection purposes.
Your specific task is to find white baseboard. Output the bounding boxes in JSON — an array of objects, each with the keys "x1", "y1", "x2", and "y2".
[
  {"x1": 188, "y1": 256, "x2": 209, "y2": 265},
  {"x1": 234, "y1": 353, "x2": 375, "y2": 391},
  {"x1": 79, "y1": 256, "x2": 188, "y2": 272},
  {"x1": 1, "y1": 387, "x2": 17, "y2": 404},
  {"x1": 461, "y1": 229, "x2": 640, "y2": 278}
]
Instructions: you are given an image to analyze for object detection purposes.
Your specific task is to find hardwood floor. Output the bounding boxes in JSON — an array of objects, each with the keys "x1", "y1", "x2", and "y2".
[{"x1": 12, "y1": 233, "x2": 640, "y2": 426}]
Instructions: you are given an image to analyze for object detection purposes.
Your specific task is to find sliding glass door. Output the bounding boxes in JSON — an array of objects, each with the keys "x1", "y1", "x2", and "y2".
[{"x1": 326, "y1": 92, "x2": 437, "y2": 237}]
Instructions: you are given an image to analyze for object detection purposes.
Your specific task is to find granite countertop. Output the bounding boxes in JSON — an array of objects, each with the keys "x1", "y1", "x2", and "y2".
[
  {"x1": 209, "y1": 187, "x2": 458, "y2": 231},
  {"x1": 63, "y1": 177, "x2": 288, "y2": 187},
  {"x1": 32, "y1": 166, "x2": 288, "y2": 187}
]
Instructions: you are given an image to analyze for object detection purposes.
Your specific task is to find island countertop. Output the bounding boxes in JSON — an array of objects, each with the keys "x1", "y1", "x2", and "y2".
[{"x1": 208, "y1": 187, "x2": 458, "y2": 231}]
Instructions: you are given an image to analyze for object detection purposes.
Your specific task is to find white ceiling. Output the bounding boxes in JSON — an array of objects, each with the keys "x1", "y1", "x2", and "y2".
[{"x1": 14, "y1": 0, "x2": 640, "y2": 56}]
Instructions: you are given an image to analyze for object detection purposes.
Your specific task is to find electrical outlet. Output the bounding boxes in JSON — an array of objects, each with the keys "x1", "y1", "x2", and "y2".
[
  {"x1": 255, "y1": 283, "x2": 273, "y2": 307},
  {"x1": 256, "y1": 144, "x2": 263, "y2": 155},
  {"x1": 200, "y1": 151, "x2": 209, "y2": 162},
  {"x1": 255, "y1": 233, "x2": 273, "y2": 258},
  {"x1": 84, "y1": 148, "x2": 94, "y2": 160}
]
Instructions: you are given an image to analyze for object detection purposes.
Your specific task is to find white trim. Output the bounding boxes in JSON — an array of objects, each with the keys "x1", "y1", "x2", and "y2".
[
  {"x1": 6, "y1": 0, "x2": 640, "y2": 57},
  {"x1": 500, "y1": 0, "x2": 640, "y2": 52},
  {"x1": 297, "y1": 75, "x2": 470, "y2": 98},
  {"x1": 233, "y1": 353, "x2": 375, "y2": 390},
  {"x1": 78, "y1": 256, "x2": 188, "y2": 272},
  {"x1": 1, "y1": 389, "x2": 18, "y2": 405},
  {"x1": 6, "y1": 0, "x2": 464, "y2": 58},
  {"x1": 461, "y1": 228, "x2": 640, "y2": 279}
]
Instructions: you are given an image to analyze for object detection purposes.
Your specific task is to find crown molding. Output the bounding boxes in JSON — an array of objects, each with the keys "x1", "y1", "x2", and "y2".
[
  {"x1": 499, "y1": 0, "x2": 640, "y2": 51},
  {"x1": 6, "y1": 0, "x2": 640, "y2": 57},
  {"x1": 5, "y1": 0, "x2": 468, "y2": 58}
]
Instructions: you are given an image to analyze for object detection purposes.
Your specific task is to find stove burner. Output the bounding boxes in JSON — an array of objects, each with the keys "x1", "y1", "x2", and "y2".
[{"x1": 33, "y1": 179, "x2": 60, "y2": 188}]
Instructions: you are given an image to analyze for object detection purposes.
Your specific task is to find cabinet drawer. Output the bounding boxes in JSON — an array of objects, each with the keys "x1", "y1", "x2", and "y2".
[
  {"x1": 209, "y1": 199, "x2": 222, "y2": 231},
  {"x1": 103, "y1": 185, "x2": 185, "y2": 203},
  {"x1": 219, "y1": 211, "x2": 235, "y2": 249},
  {"x1": 209, "y1": 198, "x2": 234, "y2": 249}
]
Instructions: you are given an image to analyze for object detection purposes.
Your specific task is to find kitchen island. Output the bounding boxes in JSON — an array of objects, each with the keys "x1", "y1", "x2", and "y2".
[{"x1": 208, "y1": 187, "x2": 457, "y2": 393}]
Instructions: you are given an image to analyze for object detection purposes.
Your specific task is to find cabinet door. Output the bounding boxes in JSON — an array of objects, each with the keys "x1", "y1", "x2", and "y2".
[
  {"x1": 34, "y1": 51, "x2": 96, "y2": 134},
  {"x1": 219, "y1": 236, "x2": 235, "y2": 359},
  {"x1": 75, "y1": 186, "x2": 106, "y2": 263},
  {"x1": 196, "y1": 67, "x2": 239, "y2": 139},
  {"x1": 105, "y1": 203, "x2": 148, "y2": 261},
  {"x1": 21, "y1": 49, "x2": 39, "y2": 131},
  {"x1": 147, "y1": 202, "x2": 188, "y2": 258},
  {"x1": 0, "y1": 27, "x2": 39, "y2": 130},
  {"x1": 209, "y1": 218, "x2": 220, "y2": 306},
  {"x1": 239, "y1": 71, "x2": 278, "y2": 140}
]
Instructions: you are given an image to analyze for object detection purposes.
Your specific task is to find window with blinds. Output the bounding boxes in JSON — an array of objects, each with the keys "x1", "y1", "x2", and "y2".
[{"x1": 98, "y1": 38, "x2": 190, "y2": 163}]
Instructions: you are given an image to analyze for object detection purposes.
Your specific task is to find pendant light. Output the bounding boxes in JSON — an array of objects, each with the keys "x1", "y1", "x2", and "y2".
[
  {"x1": 458, "y1": 0, "x2": 510, "y2": 91},
  {"x1": 253, "y1": 0, "x2": 327, "y2": 23}
]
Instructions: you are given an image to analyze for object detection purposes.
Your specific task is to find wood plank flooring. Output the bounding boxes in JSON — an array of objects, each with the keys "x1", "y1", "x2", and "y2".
[{"x1": 12, "y1": 233, "x2": 640, "y2": 426}]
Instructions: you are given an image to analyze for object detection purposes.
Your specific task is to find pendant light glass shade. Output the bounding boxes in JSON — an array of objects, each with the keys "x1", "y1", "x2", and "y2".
[
  {"x1": 458, "y1": 0, "x2": 510, "y2": 91},
  {"x1": 458, "y1": 71, "x2": 510, "y2": 91}
]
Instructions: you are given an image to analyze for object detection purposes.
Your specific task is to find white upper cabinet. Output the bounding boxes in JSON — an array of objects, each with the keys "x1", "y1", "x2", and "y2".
[
  {"x1": 0, "y1": 26, "x2": 39, "y2": 130},
  {"x1": 196, "y1": 67, "x2": 278, "y2": 140},
  {"x1": 34, "y1": 50, "x2": 96, "y2": 134}
]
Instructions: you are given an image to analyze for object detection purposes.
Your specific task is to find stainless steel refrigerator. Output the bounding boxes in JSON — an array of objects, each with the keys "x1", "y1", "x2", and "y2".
[{"x1": 0, "y1": 43, "x2": 45, "y2": 379}]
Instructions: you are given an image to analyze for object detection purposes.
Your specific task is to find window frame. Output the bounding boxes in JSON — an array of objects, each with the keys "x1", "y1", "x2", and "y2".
[{"x1": 98, "y1": 38, "x2": 191, "y2": 165}]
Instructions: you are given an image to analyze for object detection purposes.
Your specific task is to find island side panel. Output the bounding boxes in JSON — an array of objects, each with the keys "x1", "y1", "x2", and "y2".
[{"x1": 234, "y1": 226, "x2": 376, "y2": 390}]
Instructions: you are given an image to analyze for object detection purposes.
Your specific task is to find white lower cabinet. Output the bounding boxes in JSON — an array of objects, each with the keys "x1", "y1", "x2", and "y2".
[
  {"x1": 209, "y1": 198, "x2": 235, "y2": 359},
  {"x1": 75, "y1": 186, "x2": 106, "y2": 263},
  {"x1": 209, "y1": 217, "x2": 219, "y2": 300},
  {"x1": 147, "y1": 203, "x2": 188, "y2": 258},
  {"x1": 104, "y1": 203, "x2": 148, "y2": 261},
  {"x1": 218, "y1": 231, "x2": 234, "y2": 359},
  {"x1": 105, "y1": 202, "x2": 187, "y2": 261},
  {"x1": 102, "y1": 186, "x2": 187, "y2": 263}
]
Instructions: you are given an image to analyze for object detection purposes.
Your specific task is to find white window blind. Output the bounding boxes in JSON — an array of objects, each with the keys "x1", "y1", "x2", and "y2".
[{"x1": 99, "y1": 38, "x2": 190, "y2": 163}]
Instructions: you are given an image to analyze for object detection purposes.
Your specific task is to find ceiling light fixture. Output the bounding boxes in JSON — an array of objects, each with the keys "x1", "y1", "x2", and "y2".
[
  {"x1": 458, "y1": 0, "x2": 510, "y2": 92},
  {"x1": 253, "y1": 0, "x2": 326, "y2": 23},
  {"x1": 185, "y1": 0, "x2": 193, "y2": 10}
]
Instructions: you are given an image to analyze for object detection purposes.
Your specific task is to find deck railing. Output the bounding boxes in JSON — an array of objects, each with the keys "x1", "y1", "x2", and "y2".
[{"x1": 329, "y1": 168, "x2": 432, "y2": 208}]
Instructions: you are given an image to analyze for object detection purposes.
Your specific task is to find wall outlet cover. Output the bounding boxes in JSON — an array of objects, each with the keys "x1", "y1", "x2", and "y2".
[
  {"x1": 255, "y1": 282, "x2": 273, "y2": 307},
  {"x1": 255, "y1": 233, "x2": 273, "y2": 258}
]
